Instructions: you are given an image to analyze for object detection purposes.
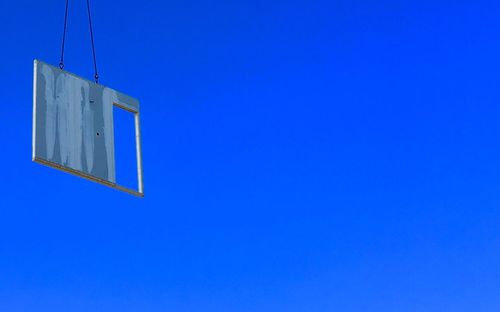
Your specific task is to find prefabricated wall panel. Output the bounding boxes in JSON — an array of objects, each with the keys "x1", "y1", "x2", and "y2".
[{"x1": 32, "y1": 60, "x2": 143, "y2": 197}]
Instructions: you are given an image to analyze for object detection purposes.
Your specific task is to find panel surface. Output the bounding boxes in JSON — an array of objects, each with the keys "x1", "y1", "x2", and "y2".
[{"x1": 33, "y1": 60, "x2": 142, "y2": 194}]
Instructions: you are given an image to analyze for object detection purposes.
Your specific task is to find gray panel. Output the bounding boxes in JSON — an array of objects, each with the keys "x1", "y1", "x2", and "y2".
[{"x1": 33, "y1": 59, "x2": 141, "y2": 190}]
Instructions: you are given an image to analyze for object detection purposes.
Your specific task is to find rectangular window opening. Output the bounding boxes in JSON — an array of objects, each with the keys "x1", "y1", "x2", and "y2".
[{"x1": 113, "y1": 105, "x2": 139, "y2": 192}]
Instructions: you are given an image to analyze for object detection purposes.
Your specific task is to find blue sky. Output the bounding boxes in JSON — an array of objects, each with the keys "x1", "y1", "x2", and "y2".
[{"x1": 1, "y1": 0, "x2": 500, "y2": 311}]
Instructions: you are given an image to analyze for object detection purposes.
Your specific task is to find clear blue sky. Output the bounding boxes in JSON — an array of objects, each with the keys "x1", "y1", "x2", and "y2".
[{"x1": 0, "y1": 0, "x2": 499, "y2": 311}]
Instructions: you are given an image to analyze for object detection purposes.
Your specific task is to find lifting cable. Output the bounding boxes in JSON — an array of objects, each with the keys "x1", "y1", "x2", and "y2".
[
  {"x1": 59, "y1": 0, "x2": 100, "y2": 84},
  {"x1": 58, "y1": 0, "x2": 69, "y2": 70}
]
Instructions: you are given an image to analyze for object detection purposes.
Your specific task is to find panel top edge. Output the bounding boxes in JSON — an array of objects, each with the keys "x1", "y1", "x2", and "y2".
[{"x1": 34, "y1": 59, "x2": 140, "y2": 106}]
